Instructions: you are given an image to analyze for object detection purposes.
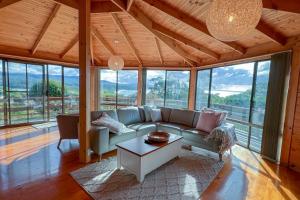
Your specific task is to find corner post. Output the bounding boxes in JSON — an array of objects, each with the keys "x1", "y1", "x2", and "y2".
[{"x1": 79, "y1": 0, "x2": 91, "y2": 163}]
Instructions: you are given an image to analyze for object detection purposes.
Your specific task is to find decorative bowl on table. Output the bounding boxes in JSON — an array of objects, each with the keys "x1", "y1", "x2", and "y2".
[{"x1": 147, "y1": 131, "x2": 170, "y2": 143}]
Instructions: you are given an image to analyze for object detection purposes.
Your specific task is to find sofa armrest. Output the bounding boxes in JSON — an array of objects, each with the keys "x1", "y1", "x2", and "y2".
[{"x1": 89, "y1": 126, "x2": 109, "y2": 155}]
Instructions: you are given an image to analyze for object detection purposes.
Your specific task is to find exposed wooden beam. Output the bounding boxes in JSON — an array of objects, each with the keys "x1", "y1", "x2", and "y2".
[
  {"x1": 256, "y1": 20, "x2": 287, "y2": 46},
  {"x1": 90, "y1": 35, "x2": 95, "y2": 66},
  {"x1": 153, "y1": 23, "x2": 219, "y2": 59},
  {"x1": 91, "y1": 27, "x2": 115, "y2": 55},
  {"x1": 127, "y1": 0, "x2": 134, "y2": 11},
  {"x1": 263, "y1": 0, "x2": 300, "y2": 14},
  {"x1": 154, "y1": 38, "x2": 163, "y2": 64},
  {"x1": 91, "y1": 1, "x2": 122, "y2": 13},
  {"x1": 31, "y1": 4, "x2": 61, "y2": 55},
  {"x1": 53, "y1": 0, "x2": 78, "y2": 9},
  {"x1": 60, "y1": 34, "x2": 78, "y2": 58},
  {"x1": 142, "y1": 0, "x2": 246, "y2": 55},
  {"x1": 110, "y1": 0, "x2": 126, "y2": 11},
  {"x1": 0, "y1": 0, "x2": 22, "y2": 9},
  {"x1": 111, "y1": 13, "x2": 142, "y2": 65},
  {"x1": 78, "y1": 0, "x2": 91, "y2": 163},
  {"x1": 127, "y1": 5, "x2": 199, "y2": 67},
  {"x1": 199, "y1": 34, "x2": 300, "y2": 68},
  {"x1": 0, "y1": 44, "x2": 77, "y2": 66}
]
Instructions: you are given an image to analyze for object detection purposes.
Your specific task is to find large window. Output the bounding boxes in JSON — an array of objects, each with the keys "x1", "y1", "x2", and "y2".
[
  {"x1": 145, "y1": 70, "x2": 190, "y2": 108},
  {"x1": 0, "y1": 59, "x2": 79, "y2": 126},
  {"x1": 63, "y1": 67, "x2": 79, "y2": 114},
  {"x1": 195, "y1": 61, "x2": 271, "y2": 152},
  {"x1": 99, "y1": 69, "x2": 138, "y2": 110}
]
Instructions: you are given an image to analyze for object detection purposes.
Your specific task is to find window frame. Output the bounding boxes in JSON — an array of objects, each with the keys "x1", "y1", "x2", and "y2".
[
  {"x1": 0, "y1": 57, "x2": 79, "y2": 127},
  {"x1": 98, "y1": 69, "x2": 139, "y2": 109},
  {"x1": 194, "y1": 59, "x2": 271, "y2": 153},
  {"x1": 145, "y1": 69, "x2": 191, "y2": 109}
]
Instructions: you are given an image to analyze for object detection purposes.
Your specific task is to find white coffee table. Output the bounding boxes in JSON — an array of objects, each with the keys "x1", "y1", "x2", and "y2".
[{"x1": 116, "y1": 133, "x2": 183, "y2": 182}]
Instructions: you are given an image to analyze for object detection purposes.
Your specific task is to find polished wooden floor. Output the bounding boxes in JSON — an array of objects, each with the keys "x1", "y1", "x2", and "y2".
[{"x1": 0, "y1": 126, "x2": 300, "y2": 200}]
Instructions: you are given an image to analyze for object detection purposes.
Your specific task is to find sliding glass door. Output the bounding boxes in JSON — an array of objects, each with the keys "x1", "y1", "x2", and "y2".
[
  {"x1": 0, "y1": 59, "x2": 79, "y2": 127},
  {"x1": 47, "y1": 65, "x2": 63, "y2": 120},
  {"x1": 27, "y1": 64, "x2": 45, "y2": 123},
  {"x1": 195, "y1": 60, "x2": 271, "y2": 152}
]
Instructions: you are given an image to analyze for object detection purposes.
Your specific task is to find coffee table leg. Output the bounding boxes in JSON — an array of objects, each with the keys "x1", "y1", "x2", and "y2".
[{"x1": 117, "y1": 148, "x2": 121, "y2": 169}]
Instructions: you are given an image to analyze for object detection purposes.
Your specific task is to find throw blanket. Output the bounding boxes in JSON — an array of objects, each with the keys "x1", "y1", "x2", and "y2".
[{"x1": 205, "y1": 123, "x2": 237, "y2": 153}]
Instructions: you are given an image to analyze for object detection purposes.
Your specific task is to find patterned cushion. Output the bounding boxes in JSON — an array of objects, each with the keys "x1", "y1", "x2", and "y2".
[{"x1": 196, "y1": 111, "x2": 222, "y2": 133}]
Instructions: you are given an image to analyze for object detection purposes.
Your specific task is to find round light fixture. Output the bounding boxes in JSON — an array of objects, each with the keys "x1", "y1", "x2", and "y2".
[
  {"x1": 206, "y1": 0, "x2": 263, "y2": 42},
  {"x1": 108, "y1": 55, "x2": 124, "y2": 71}
]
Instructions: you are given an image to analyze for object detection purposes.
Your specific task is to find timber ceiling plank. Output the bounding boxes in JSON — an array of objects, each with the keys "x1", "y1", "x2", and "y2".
[
  {"x1": 0, "y1": 0, "x2": 22, "y2": 9},
  {"x1": 111, "y1": 13, "x2": 143, "y2": 65},
  {"x1": 31, "y1": 4, "x2": 61, "y2": 54}
]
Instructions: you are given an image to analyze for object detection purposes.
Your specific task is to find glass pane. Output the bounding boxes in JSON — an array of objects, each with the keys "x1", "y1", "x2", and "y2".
[
  {"x1": 64, "y1": 67, "x2": 79, "y2": 114},
  {"x1": 99, "y1": 70, "x2": 117, "y2": 110},
  {"x1": 165, "y1": 71, "x2": 190, "y2": 108},
  {"x1": 210, "y1": 63, "x2": 254, "y2": 121},
  {"x1": 117, "y1": 70, "x2": 138, "y2": 107},
  {"x1": 9, "y1": 92, "x2": 28, "y2": 124},
  {"x1": 48, "y1": 65, "x2": 63, "y2": 120},
  {"x1": 196, "y1": 70, "x2": 210, "y2": 110},
  {"x1": 27, "y1": 64, "x2": 45, "y2": 122},
  {"x1": 145, "y1": 70, "x2": 165, "y2": 107},
  {"x1": 252, "y1": 61, "x2": 271, "y2": 125},
  {"x1": 8, "y1": 62, "x2": 27, "y2": 91},
  {"x1": 230, "y1": 121, "x2": 249, "y2": 147},
  {"x1": 250, "y1": 127, "x2": 263, "y2": 152},
  {"x1": 0, "y1": 60, "x2": 4, "y2": 126}
]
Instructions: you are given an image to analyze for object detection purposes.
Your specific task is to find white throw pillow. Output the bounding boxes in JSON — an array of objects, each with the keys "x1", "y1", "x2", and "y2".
[
  {"x1": 144, "y1": 105, "x2": 154, "y2": 122},
  {"x1": 92, "y1": 113, "x2": 126, "y2": 135},
  {"x1": 150, "y1": 108, "x2": 162, "y2": 122}
]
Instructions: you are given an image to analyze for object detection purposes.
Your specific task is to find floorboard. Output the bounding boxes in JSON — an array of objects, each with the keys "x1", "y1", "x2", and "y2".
[{"x1": 0, "y1": 126, "x2": 299, "y2": 200}]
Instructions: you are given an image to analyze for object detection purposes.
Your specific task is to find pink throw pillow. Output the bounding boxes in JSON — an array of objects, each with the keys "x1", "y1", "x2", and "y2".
[{"x1": 196, "y1": 111, "x2": 222, "y2": 133}]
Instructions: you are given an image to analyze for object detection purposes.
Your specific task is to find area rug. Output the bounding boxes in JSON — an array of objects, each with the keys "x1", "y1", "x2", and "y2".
[{"x1": 71, "y1": 150, "x2": 224, "y2": 200}]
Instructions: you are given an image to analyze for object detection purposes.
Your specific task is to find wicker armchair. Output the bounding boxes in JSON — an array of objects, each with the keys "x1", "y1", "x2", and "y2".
[{"x1": 56, "y1": 114, "x2": 79, "y2": 148}]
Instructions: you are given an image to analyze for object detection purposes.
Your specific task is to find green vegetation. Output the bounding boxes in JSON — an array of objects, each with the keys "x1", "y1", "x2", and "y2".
[{"x1": 29, "y1": 80, "x2": 66, "y2": 97}]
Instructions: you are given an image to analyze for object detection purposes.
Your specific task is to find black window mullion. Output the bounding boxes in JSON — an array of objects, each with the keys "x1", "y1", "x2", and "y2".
[
  {"x1": 208, "y1": 68, "x2": 213, "y2": 108},
  {"x1": 248, "y1": 62, "x2": 258, "y2": 149},
  {"x1": 163, "y1": 70, "x2": 167, "y2": 107}
]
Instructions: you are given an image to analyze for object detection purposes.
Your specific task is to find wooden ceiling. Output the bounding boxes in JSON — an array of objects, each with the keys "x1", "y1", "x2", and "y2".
[{"x1": 0, "y1": 0, "x2": 300, "y2": 68}]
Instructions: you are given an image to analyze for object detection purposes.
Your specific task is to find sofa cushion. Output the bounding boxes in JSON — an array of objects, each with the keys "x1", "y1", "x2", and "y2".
[
  {"x1": 109, "y1": 128, "x2": 136, "y2": 145},
  {"x1": 157, "y1": 122, "x2": 190, "y2": 135},
  {"x1": 192, "y1": 111, "x2": 200, "y2": 128},
  {"x1": 117, "y1": 107, "x2": 142, "y2": 125},
  {"x1": 138, "y1": 107, "x2": 146, "y2": 122},
  {"x1": 127, "y1": 122, "x2": 156, "y2": 131},
  {"x1": 169, "y1": 109, "x2": 195, "y2": 127},
  {"x1": 91, "y1": 110, "x2": 118, "y2": 122},
  {"x1": 143, "y1": 105, "x2": 153, "y2": 122},
  {"x1": 160, "y1": 107, "x2": 172, "y2": 122},
  {"x1": 128, "y1": 122, "x2": 157, "y2": 136}
]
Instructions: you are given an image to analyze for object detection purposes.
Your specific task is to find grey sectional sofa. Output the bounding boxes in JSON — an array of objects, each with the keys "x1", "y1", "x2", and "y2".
[{"x1": 89, "y1": 107, "x2": 224, "y2": 160}]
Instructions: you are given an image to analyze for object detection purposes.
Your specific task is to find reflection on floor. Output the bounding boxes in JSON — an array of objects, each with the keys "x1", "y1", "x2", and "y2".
[{"x1": 0, "y1": 126, "x2": 299, "y2": 200}]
